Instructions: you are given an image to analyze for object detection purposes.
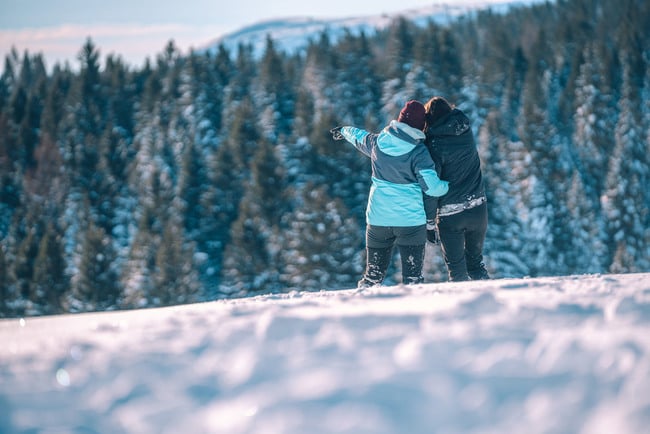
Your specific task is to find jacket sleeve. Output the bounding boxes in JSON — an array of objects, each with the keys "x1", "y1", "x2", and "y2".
[
  {"x1": 341, "y1": 126, "x2": 374, "y2": 157},
  {"x1": 414, "y1": 146, "x2": 449, "y2": 197},
  {"x1": 423, "y1": 193, "x2": 439, "y2": 220}
]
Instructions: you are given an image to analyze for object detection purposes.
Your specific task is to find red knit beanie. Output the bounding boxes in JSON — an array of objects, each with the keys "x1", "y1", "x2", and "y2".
[{"x1": 397, "y1": 100, "x2": 426, "y2": 131}]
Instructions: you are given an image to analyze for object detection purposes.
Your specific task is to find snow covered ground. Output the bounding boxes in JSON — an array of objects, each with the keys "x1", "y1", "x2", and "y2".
[{"x1": 2, "y1": 273, "x2": 650, "y2": 434}]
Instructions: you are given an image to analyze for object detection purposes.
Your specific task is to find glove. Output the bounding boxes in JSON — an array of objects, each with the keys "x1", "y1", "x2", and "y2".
[
  {"x1": 426, "y1": 219, "x2": 440, "y2": 245},
  {"x1": 330, "y1": 126, "x2": 344, "y2": 141}
]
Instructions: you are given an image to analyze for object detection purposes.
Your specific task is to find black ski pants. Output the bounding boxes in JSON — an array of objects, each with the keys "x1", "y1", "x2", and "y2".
[
  {"x1": 359, "y1": 224, "x2": 426, "y2": 287},
  {"x1": 437, "y1": 202, "x2": 488, "y2": 282}
]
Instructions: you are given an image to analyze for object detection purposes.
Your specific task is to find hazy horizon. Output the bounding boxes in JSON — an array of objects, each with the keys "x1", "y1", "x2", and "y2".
[{"x1": 0, "y1": 0, "x2": 523, "y2": 70}]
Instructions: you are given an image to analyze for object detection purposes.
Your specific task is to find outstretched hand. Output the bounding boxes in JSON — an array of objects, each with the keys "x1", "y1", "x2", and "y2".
[{"x1": 330, "y1": 127, "x2": 344, "y2": 141}]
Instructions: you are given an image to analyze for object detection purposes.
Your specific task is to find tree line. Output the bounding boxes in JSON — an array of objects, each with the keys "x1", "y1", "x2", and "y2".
[{"x1": 1, "y1": 0, "x2": 649, "y2": 317}]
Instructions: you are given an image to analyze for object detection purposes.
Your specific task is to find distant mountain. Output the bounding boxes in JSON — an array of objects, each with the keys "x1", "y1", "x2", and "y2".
[{"x1": 202, "y1": 1, "x2": 541, "y2": 58}]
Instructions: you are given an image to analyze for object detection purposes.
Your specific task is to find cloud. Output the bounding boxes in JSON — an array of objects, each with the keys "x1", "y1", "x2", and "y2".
[{"x1": 0, "y1": 23, "x2": 230, "y2": 70}]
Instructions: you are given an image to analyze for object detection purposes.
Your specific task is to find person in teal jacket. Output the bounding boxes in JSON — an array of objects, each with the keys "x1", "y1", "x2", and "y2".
[{"x1": 331, "y1": 100, "x2": 449, "y2": 288}]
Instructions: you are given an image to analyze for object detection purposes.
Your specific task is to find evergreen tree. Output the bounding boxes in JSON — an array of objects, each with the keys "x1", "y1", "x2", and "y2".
[
  {"x1": 566, "y1": 172, "x2": 606, "y2": 273},
  {"x1": 225, "y1": 96, "x2": 260, "y2": 171},
  {"x1": 428, "y1": 27, "x2": 463, "y2": 98},
  {"x1": 4, "y1": 84, "x2": 30, "y2": 172},
  {"x1": 306, "y1": 111, "x2": 369, "y2": 223},
  {"x1": 280, "y1": 185, "x2": 362, "y2": 291},
  {"x1": 218, "y1": 204, "x2": 274, "y2": 297},
  {"x1": 177, "y1": 138, "x2": 205, "y2": 238},
  {"x1": 0, "y1": 54, "x2": 16, "y2": 108},
  {"x1": 197, "y1": 145, "x2": 239, "y2": 293},
  {"x1": 213, "y1": 43, "x2": 235, "y2": 89},
  {"x1": 500, "y1": 46, "x2": 528, "y2": 132},
  {"x1": 300, "y1": 31, "x2": 337, "y2": 128},
  {"x1": 602, "y1": 51, "x2": 649, "y2": 272},
  {"x1": 104, "y1": 55, "x2": 135, "y2": 135},
  {"x1": 571, "y1": 43, "x2": 615, "y2": 200},
  {"x1": 186, "y1": 51, "x2": 225, "y2": 140},
  {"x1": 0, "y1": 107, "x2": 21, "y2": 236},
  {"x1": 227, "y1": 43, "x2": 256, "y2": 105},
  {"x1": 14, "y1": 55, "x2": 46, "y2": 172},
  {"x1": 76, "y1": 37, "x2": 104, "y2": 136},
  {"x1": 292, "y1": 86, "x2": 316, "y2": 138},
  {"x1": 40, "y1": 68, "x2": 72, "y2": 143},
  {"x1": 23, "y1": 134, "x2": 66, "y2": 223},
  {"x1": 13, "y1": 221, "x2": 41, "y2": 310},
  {"x1": 198, "y1": 97, "x2": 261, "y2": 292},
  {"x1": 121, "y1": 208, "x2": 157, "y2": 308},
  {"x1": 0, "y1": 246, "x2": 8, "y2": 316},
  {"x1": 61, "y1": 38, "x2": 108, "y2": 244},
  {"x1": 383, "y1": 17, "x2": 415, "y2": 80},
  {"x1": 219, "y1": 138, "x2": 288, "y2": 295},
  {"x1": 31, "y1": 223, "x2": 68, "y2": 314},
  {"x1": 152, "y1": 222, "x2": 199, "y2": 306},
  {"x1": 477, "y1": 110, "x2": 529, "y2": 278},
  {"x1": 642, "y1": 49, "x2": 650, "y2": 271},
  {"x1": 257, "y1": 36, "x2": 294, "y2": 137},
  {"x1": 71, "y1": 223, "x2": 120, "y2": 312},
  {"x1": 516, "y1": 31, "x2": 573, "y2": 275},
  {"x1": 335, "y1": 31, "x2": 382, "y2": 126}
]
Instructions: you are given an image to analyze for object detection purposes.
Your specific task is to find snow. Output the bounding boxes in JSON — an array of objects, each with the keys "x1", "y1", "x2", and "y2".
[
  {"x1": 204, "y1": 1, "x2": 548, "y2": 59},
  {"x1": 2, "y1": 273, "x2": 650, "y2": 433}
]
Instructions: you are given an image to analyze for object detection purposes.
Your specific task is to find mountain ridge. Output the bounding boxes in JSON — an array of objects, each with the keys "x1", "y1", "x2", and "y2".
[{"x1": 202, "y1": 1, "x2": 543, "y2": 58}]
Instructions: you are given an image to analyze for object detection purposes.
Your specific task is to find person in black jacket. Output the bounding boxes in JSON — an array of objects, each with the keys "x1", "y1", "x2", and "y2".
[{"x1": 422, "y1": 96, "x2": 490, "y2": 281}]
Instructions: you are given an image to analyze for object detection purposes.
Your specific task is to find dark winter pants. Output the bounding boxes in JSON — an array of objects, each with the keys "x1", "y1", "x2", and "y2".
[
  {"x1": 437, "y1": 202, "x2": 489, "y2": 282},
  {"x1": 359, "y1": 224, "x2": 426, "y2": 287}
]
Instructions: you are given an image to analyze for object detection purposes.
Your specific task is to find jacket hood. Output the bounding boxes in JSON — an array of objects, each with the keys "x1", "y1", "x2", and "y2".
[
  {"x1": 426, "y1": 109, "x2": 471, "y2": 137},
  {"x1": 377, "y1": 120, "x2": 426, "y2": 156}
]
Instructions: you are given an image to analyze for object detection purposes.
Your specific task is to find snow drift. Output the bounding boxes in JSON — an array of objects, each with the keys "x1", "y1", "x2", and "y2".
[{"x1": 1, "y1": 273, "x2": 650, "y2": 433}]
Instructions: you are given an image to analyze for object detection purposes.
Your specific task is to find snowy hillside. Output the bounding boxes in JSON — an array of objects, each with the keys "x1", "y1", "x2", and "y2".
[
  {"x1": 2, "y1": 273, "x2": 649, "y2": 433},
  {"x1": 204, "y1": 1, "x2": 542, "y2": 58}
]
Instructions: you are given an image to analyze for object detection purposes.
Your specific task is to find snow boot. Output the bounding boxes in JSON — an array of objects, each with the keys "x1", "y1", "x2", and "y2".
[
  {"x1": 358, "y1": 246, "x2": 392, "y2": 288},
  {"x1": 398, "y1": 244, "x2": 425, "y2": 285},
  {"x1": 468, "y1": 263, "x2": 490, "y2": 280}
]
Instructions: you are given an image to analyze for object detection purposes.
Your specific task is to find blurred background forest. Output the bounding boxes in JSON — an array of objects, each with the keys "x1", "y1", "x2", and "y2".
[{"x1": 1, "y1": 0, "x2": 649, "y2": 317}]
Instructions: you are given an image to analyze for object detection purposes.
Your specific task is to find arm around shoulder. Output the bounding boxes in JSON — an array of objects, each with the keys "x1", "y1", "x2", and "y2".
[{"x1": 421, "y1": 170, "x2": 449, "y2": 197}]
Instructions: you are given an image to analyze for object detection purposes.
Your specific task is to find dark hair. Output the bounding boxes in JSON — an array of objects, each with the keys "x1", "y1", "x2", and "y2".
[{"x1": 424, "y1": 96, "x2": 454, "y2": 129}]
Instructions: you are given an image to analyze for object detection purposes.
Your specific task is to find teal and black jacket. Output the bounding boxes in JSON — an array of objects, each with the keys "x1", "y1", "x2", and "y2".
[{"x1": 340, "y1": 120, "x2": 449, "y2": 227}]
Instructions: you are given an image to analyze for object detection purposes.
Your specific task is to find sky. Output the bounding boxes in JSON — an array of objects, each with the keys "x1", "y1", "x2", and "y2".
[
  {"x1": 1, "y1": 272, "x2": 650, "y2": 433},
  {"x1": 0, "y1": 0, "x2": 508, "y2": 70}
]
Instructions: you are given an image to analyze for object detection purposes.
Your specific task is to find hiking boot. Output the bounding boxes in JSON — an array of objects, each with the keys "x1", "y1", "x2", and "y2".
[
  {"x1": 468, "y1": 264, "x2": 490, "y2": 280},
  {"x1": 403, "y1": 275, "x2": 424, "y2": 285},
  {"x1": 357, "y1": 277, "x2": 381, "y2": 289}
]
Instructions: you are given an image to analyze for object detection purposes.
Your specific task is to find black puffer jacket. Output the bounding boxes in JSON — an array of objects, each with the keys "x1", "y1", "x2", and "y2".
[{"x1": 424, "y1": 108, "x2": 486, "y2": 217}]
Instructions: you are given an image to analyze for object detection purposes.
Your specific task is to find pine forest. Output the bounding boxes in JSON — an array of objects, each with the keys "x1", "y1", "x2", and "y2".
[{"x1": 1, "y1": 0, "x2": 649, "y2": 317}]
